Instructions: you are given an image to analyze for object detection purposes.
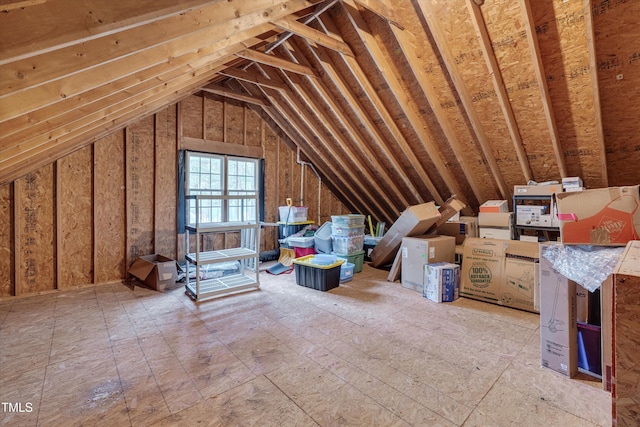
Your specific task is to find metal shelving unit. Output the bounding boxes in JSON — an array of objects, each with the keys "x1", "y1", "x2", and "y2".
[
  {"x1": 513, "y1": 194, "x2": 560, "y2": 242},
  {"x1": 184, "y1": 194, "x2": 260, "y2": 301}
]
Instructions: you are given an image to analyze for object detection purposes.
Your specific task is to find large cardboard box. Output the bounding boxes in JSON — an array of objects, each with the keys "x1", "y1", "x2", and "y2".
[
  {"x1": 478, "y1": 212, "x2": 513, "y2": 240},
  {"x1": 514, "y1": 183, "x2": 563, "y2": 196},
  {"x1": 437, "y1": 216, "x2": 478, "y2": 245},
  {"x1": 400, "y1": 235, "x2": 456, "y2": 292},
  {"x1": 612, "y1": 240, "x2": 640, "y2": 425},
  {"x1": 555, "y1": 185, "x2": 640, "y2": 245},
  {"x1": 128, "y1": 254, "x2": 178, "y2": 291},
  {"x1": 539, "y1": 243, "x2": 578, "y2": 377},
  {"x1": 427, "y1": 198, "x2": 467, "y2": 234},
  {"x1": 460, "y1": 238, "x2": 539, "y2": 312},
  {"x1": 423, "y1": 262, "x2": 460, "y2": 302},
  {"x1": 370, "y1": 202, "x2": 440, "y2": 267}
]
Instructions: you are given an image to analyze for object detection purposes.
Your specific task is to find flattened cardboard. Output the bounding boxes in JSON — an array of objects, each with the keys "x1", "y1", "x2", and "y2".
[
  {"x1": 370, "y1": 202, "x2": 440, "y2": 267},
  {"x1": 400, "y1": 235, "x2": 456, "y2": 293},
  {"x1": 129, "y1": 254, "x2": 178, "y2": 291},
  {"x1": 555, "y1": 185, "x2": 640, "y2": 245}
]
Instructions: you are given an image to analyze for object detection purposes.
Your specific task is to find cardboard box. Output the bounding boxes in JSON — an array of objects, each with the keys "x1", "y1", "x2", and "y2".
[
  {"x1": 426, "y1": 197, "x2": 467, "y2": 234},
  {"x1": 128, "y1": 254, "x2": 178, "y2": 291},
  {"x1": 437, "y1": 216, "x2": 478, "y2": 245},
  {"x1": 516, "y1": 205, "x2": 557, "y2": 227},
  {"x1": 539, "y1": 243, "x2": 578, "y2": 377},
  {"x1": 514, "y1": 184, "x2": 563, "y2": 196},
  {"x1": 562, "y1": 177, "x2": 583, "y2": 190},
  {"x1": 460, "y1": 238, "x2": 539, "y2": 312},
  {"x1": 400, "y1": 235, "x2": 456, "y2": 292},
  {"x1": 479, "y1": 227, "x2": 513, "y2": 240},
  {"x1": 612, "y1": 240, "x2": 640, "y2": 425},
  {"x1": 575, "y1": 284, "x2": 590, "y2": 323},
  {"x1": 424, "y1": 262, "x2": 460, "y2": 302},
  {"x1": 555, "y1": 185, "x2": 640, "y2": 245},
  {"x1": 478, "y1": 212, "x2": 513, "y2": 227},
  {"x1": 370, "y1": 202, "x2": 440, "y2": 267},
  {"x1": 479, "y1": 200, "x2": 509, "y2": 213}
]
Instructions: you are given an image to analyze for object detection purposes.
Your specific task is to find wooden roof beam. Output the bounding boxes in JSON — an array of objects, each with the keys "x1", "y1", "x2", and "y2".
[
  {"x1": 318, "y1": 14, "x2": 445, "y2": 206},
  {"x1": 517, "y1": 0, "x2": 567, "y2": 178},
  {"x1": 0, "y1": 0, "x2": 47, "y2": 12},
  {"x1": 353, "y1": 0, "x2": 405, "y2": 30},
  {"x1": 343, "y1": 1, "x2": 457, "y2": 205},
  {"x1": 295, "y1": 38, "x2": 424, "y2": 206},
  {"x1": 257, "y1": 62, "x2": 396, "y2": 221},
  {"x1": 235, "y1": 49, "x2": 317, "y2": 77},
  {"x1": 280, "y1": 41, "x2": 412, "y2": 210},
  {"x1": 271, "y1": 15, "x2": 355, "y2": 57},
  {"x1": 239, "y1": 76, "x2": 390, "y2": 222},
  {"x1": 582, "y1": 0, "x2": 608, "y2": 186},
  {"x1": 466, "y1": 0, "x2": 533, "y2": 183},
  {"x1": 416, "y1": 0, "x2": 511, "y2": 200},
  {"x1": 219, "y1": 67, "x2": 290, "y2": 92},
  {"x1": 200, "y1": 84, "x2": 268, "y2": 106},
  {"x1": 384, "y1": 0, "x2": 483, "y2": 210}
]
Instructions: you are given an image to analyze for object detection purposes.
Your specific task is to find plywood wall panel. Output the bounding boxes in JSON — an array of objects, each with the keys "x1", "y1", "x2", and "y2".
[
  {"x1": 225, "y1": 100, "x2": 245, "y2": 145},
  {"x1": 263, "y1": 123, "x2": 279, "y2": 250},
  {"x1": 481, "y1": 0, "x2": 559, "y2": 183},
  {"x1": 94, "y1": 132, "x2": 126, "y2": 283},
  {"x1": 154, "y1": 105, "x2": 178, "y2": 259},
  {"x1": 428, "y1": 0, "x2": 524, "y2": 193},
  {"x1": 0, "y1": 184, "x2": 14, "y2": 297},
  {"x1": 181, "y1": 95, "x2": 204, "y2": 139},
  {"x1": 531, "y1": 0, "x2": 605, "y2": 188},
  {"x1": 16, "y1": 167, "x2": 55, "y2": 294},
  {"x1": 58, "y1": 145, "x2": 93, "y2": 287},
  {"x1": 593, "y1": 0, "x2": 640, "y2": 186},
  {"x1": 246, "y1": 108, "x2": 262, "y2": 148},
  {"x1": 204, "y1": 95, "x2": 225, "y2": 142},
  {"x1": 126, "y1": 116, "x2": 155, "y2": 267}
]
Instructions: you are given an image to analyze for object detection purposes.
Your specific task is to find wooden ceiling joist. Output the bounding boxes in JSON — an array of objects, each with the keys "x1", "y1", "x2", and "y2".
[
  {"x1": 416, "y1": 0, "x2": 511, "y2": 200},
  {"x1": 235, "y1": 49, "x2": 317, "y2": 77},
  {"x1": 200, "y1": 84, "x2": 268, "y2": 106},
  {"x1": 517, "y1": 0, "x2": 567, "y2": 178},
  {"x1": 271, "y1": 15, "x2": 355, "y2": 57},
  {"x1": 218, "y1": 67, "x2": 290, "y2": 92},
  {"x1": 466, "y1": 0, "x2": 534, "y2": 184}
]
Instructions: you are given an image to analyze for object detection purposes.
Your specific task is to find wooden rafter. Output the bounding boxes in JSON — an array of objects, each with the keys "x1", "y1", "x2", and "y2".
[
  {"x1": 0, "y1": 0, "x2": 46, "y2": 12},
  {"x1": 281, "y1": 41, "x2": 411, "y2": 210},
  {"x1": 294, "y1": 37, "x2": 424, "y2": 206},
  {"x1": 342, "y1": 1, "x2": 456, "y2": 205},
  {"x1": 466, "y1": 0, "x2": 533, "y2": 183},
  {"x1": 318, "y1": 14, "x2": 445, "y2": 206},
  {"x1": 256, "y1": 62, "x2": 396, "y2": 221},
  {"x1": 385, "y1": 1, "x2": 483, "y2": 209},
  {"x1": 219, "y1": 67, "x2": 290, "y2": 91},
  {"x1": 353, "y1": 0, "x2": 404, "y2": 30},
  {"x1": 583, "y1": 0, "x2": 608, "y2": 186},
  {"x1": 200, "y1": 84, "x2": 268, "y2": 106},
  {"x1": 235, "y1": 49, "x2": 317, "y2": 77},
  {"x1": 416, "y1": 0, "x2": 511, "y2": 200},
  {"x1": 517, "y1": 0, "x2": 567, "y2": 178},
  {"x1": 271, "y1": 16, "x2": 354, "y2": 57}
]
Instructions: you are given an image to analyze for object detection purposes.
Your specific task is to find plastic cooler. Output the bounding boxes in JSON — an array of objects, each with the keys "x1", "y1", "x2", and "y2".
[
  {"x1": 331, "y1": 234, "x2": 364, "y2": 254},
  {"x1": 293, "y1": 255, "x2": 344, "y2": 292},
  {"x1": 336, "y1": 250, "x2": 365, "y2": 273}
]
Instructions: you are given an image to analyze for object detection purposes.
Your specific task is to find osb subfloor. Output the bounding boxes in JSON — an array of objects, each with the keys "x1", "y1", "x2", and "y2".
[{"x1": 0, "y1": 262, "x2": 611, "y2": 426}]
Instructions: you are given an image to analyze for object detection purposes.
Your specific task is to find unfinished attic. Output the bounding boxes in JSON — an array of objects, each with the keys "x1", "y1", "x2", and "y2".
[{"x1": 1, "y1": 0, "x2": 639, "y2": 425}]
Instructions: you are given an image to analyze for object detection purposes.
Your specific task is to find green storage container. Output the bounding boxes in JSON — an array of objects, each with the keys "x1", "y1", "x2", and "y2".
[{"x1": 335, "y1": 250, "x2": 365, "y2": 273}]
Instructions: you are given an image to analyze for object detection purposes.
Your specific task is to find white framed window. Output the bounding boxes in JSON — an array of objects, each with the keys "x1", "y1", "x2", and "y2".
[{"x1": 186, "y1": 152, "x2": 258, "y2": 225}]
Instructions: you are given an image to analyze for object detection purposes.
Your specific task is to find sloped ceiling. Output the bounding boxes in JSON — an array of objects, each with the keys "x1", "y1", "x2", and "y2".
[{"x1": 1, "y1": 0, "x2": 639, "y2": 224}]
